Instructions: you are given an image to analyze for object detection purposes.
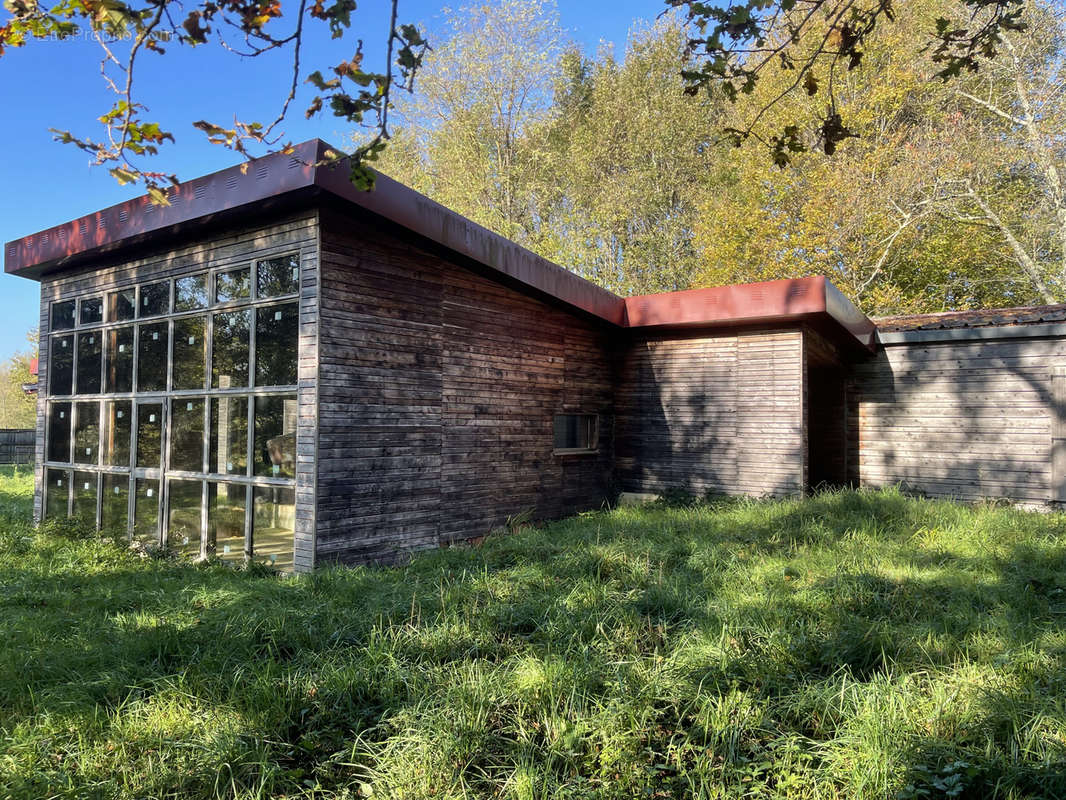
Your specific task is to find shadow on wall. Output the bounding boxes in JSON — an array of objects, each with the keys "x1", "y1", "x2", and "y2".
[{"x1": 849, "y1": 337, "x2": 1062, "y2": 505}]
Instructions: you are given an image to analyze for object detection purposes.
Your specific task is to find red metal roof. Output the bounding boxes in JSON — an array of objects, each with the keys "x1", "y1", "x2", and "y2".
[
  {"x1": 4, "y1": 139, "x2": 875, "y2": 350},
  {"x1": 875, "y1": 304, "x2": 1066, "y2": 332}
]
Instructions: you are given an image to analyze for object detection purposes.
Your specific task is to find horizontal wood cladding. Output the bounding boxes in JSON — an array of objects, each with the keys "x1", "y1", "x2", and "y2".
[
  {"x1": 616, "y1": 329, "x2": 805, "y2": 497},
  {"x1": 315, "y1": 209, "x2": 614, "y2": 564},
  {"x1": 849, "y1": 336, "x2": 1066, "y2": 504}
]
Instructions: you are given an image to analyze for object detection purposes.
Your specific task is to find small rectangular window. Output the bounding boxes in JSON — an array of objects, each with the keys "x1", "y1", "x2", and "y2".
[
  {"x1": 51, "y1": 300, "x2": 76, "y2": 331},
  {"x1": 553, "y1": 414, "x2": 598, "y2": 453},
  {"x1": 174, "y1": 274, "x2": 209, "y2": 311},
  {"x1": 45, "y1": 468, "x2": 70, "y2": 519},
  {"x1": 104, "y1": 327, "x2": 134, "y2": 393},
  {"x1": 102, "y1": 400, "x2": 132, "y2": 467},
  {"x1": 253, "y1": 485, "x2": 294, "y2": 572},
  {"x1": 212, "y1": 309, "x2": 250, "y2": 388},
  {"x1": 50, "y1": 334, "x2": 73, "y2": 396},
  {"x1": 170, "y1": 398, "x2": 205, "y2": 473},
  {"x1": 47, "y1": 402, "x2": 72, "y2": 463},
  {"x1": 255, "y1": 302, "x2": 298, "y2": 386},
  {"x1": 253, "y1": 395, "x2": 297, "y2": 478},
  {"x1": 79, "y1": 297, "x2": 103, "y2": 325},
  {"x1": 209, "y1": 482, "x2": 247, "y2": 561},
  {"x1": 73, "y1": 401, "x2": 100, "y2": 465},
  {"x1": 136, "y1": 401, "x2": 164, "y2": 469},
  {"x1": 256, "y1": 254, "x2": 299, "y2": 298},
  {"x1": 172, "y1": 316, "x2": 207, "y2": 390},
  {"x1": 168, "y1": 479, "x2": 203, "y2": 556},
  {"x1": 210, "y1": 396, "x2": 248, "y2": 476},
  {"x1": 139, "y1": 281, "x2": 169, "y2": 317},
  {"x1": 73, "y1": 471, "x2": 98, "y2": 522},
  {"x1": 76, "y1": 331, "x2": 102, "y2": 394},
  {"x1": 133, "y1": 478, "x2": 160, "y2": 545},
  {"x1": 215, "y1": 267, "x2": 250, "y2": 303},
  {"x1": 101, "y1": 474, "x2": 129, "y2": 536},
  {"x1": 137, "y1": 322, "x2": 168, "y2": 391},
  {"x1": 108, "y1": 289, "x2": 136, "y2": 322}
]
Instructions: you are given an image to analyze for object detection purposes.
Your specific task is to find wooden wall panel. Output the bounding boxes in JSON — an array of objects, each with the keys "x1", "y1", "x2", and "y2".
[
  {"x1": 616, "y1": 329, "x2": 804, "y2": 497},
  {"x1": 848, "y1": 336, "x2": 1066, "y2": 504},
  {"x1": 316, "y1": 209, "x2": 615, "y2": 564}
]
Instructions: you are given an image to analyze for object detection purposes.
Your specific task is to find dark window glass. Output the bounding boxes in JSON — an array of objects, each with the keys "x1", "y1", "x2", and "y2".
[
  {"x1": 208, "y1": 482, "x2": 246, "y2": 561},
  {"x1": 209, "y1": 396, "x2": 248, "y2": 476},
  {"x1": 108, "y1": 289, "x2": 136, "y2": 322},
  {"x1": 50, "y1": 334, "x2": 73, "y2": 396},
  {"x1": 253, "y1": 485, "x2": 294, "y2": 572},
  {"x1": 45, "y1": 468, "x2": 69, "y2": 519},
  {"x1": 168, "y1": 479, "x2": 203, "y2": 556},
  {"x1": 133, "y1": 479, "x2": 160, "y2": 545},
  {"x1": 137, "y1": 322, "x2": 168, "y2": 391},
  {"x1": 51, "y1": 300, "x2": 76, "y2": 331},
  {"x1": 170, "y1": 398, "x2": 205, "y2": 473},
  {"x1": 73, "y1": 471, "x2": 97, "y2": 522},
  {"x1": 73, "y1": 401, "x2": 99, "y2": 465},
  {"x1": 102, "y1": 400, "x2": 132, "y2": 467},
  {"x1": 140, "y1": 281, "x2": 169, "y2": 317},
  {"x1": 102, "y1": 474, "x2": 129, "y2": 536},
  {"x1": 257, "y1": 255, "x2": 299, "y2": 298},
  {"x1": 253, "y1": 395, "x2": 297, "y2": 478},
  {"x1": 47, "y1": 402, "x2": 71, "y2": 463},
  {"x1": 172, "y1": 316, "x2": 206, "y2": 390},
  {"x1": 553, "y1": 414, "x2": 597, "y2": 452},
  {"x1": 255, "y1": 302, "x2": 298, "y2": 386},
  {"x1": 175, "y1": 274, "x2": 208, "y2": 311},
  {"x1": 76, "y1": 331, "x2": 102, "y2": 394},
  {"x1": 212, "y1": 310, "x2": 250, "y2": 388},
  {"x1": 105, "y1": 327, "x2": 134, "y2": 393},
  {"x1": 136, "y1": 402, "x2": 164, "y2": 469},
  {"x1": 215, "y1": 267, "x2": 250, "y2": 303},
  {"x1": 79, "y1": 297, "x2": 103, "y2": 325}
]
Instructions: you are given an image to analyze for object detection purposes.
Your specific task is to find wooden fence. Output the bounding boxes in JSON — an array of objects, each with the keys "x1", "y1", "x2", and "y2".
[{"x1": 0, "y1": 429, "x2": 34, "y2": 465}]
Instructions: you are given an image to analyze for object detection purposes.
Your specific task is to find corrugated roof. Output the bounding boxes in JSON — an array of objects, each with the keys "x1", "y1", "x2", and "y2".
[{"x1": 874, "y1": 304, "x2": 1066, "y2": 332}]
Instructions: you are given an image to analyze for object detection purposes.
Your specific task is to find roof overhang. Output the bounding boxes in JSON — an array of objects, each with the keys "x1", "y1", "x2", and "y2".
[{"x1": 4, "y1": 138, "x2": 875, "y2": 351}]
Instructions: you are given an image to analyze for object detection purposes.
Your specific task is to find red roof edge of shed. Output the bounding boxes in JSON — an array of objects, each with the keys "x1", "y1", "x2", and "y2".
[{"x1": 3, "y1": 139, "x2": 875, "y2": 350}]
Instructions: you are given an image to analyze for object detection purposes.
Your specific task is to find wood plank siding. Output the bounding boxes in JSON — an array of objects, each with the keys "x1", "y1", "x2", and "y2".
[
  {"x1": 615, "y1": 329, "x2": 806, "y2": 497},
  {"x1": 315, "y1": 208, "x2": 615, "y2": 564},
  {"x1": 848, "y1": 335, "x2": 1066, "y2": 504},
  {"x1": 34, "y1": 212, "x2": 320, "y2": 566}
]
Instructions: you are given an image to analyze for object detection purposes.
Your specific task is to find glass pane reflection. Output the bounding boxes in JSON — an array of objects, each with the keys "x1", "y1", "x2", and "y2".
[
  {"x1": 45, "y1": 468, "x2": 69, "y2": 519},
  {"x1": 76, "y1": 331, "x2": 102, "y2": 394},
  {"x1": 209, "y1": 396, "x2": 248, "y2": 476},
  {"x1": 101, "y1": 474, "x2": 129, "y2": 536},
  {"x1": 170, "y1": 398, "x2": 205, "y2": 473},
  {"x1": 172, "y1": 316, "x2": 206, "y2": 390},
  {"x1": 209, "y1": 482, "x2": 246, "y2": 562},
  {"x1": 212, "y1": 310, "x2": 250, "y2": 388},
  {"x1": 255, "y1": 303, "x2": 298, "y2": 387},
  {"x1": 136, "y1": 402, "x2": 164, "y2": 469},
  {"x1": 133, "y1": 478, "x2": 160, "y2": 544},
  {"x1": 253, "y1": 485, "x2": 294, "y2": 572},
  {"x1": 254, "y1": 395, "x2": 297, "y2": 478},
  {"x1": 105, "y1": 327, "x2": 134, "y2": 393},
  {"x1": 73, "y1": 401, "x2": 99, "y2": 465},
  {"x1": 47, "y1": 402, "x2": 71, "y2": 463},
  {"x1": 50, "y1": 335, "x2": 73, "y2": 396},
  {"x1": 73, "y1": 471, "x2": 97, "y2": 522},
  {"x1": 137, "y1": 322, "x2": 168, "y2": 392},
  {"x1": 168, "y1": 479, "x2": 202, "y2": 556}
]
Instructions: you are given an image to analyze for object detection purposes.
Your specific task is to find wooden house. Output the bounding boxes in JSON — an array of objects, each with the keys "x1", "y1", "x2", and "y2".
[{"x1": 6, "y1": 140, "x2": 1064, "y2": 571}]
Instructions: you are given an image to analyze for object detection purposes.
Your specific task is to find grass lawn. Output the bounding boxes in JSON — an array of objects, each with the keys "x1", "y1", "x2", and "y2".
[{"x1": 1, "y1": 467, "x2": 1065, "y2": 799}]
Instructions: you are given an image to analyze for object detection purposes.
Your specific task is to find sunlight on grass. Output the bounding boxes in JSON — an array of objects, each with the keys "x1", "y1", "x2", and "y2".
[{"x1": 1, "y1": 466, "x2": 1064, "y2": 798}]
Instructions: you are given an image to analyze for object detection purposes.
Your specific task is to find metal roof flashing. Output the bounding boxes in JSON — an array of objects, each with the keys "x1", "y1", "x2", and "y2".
[{"x1": 4, "y1": 138, "x2": 875, "y2": 351}]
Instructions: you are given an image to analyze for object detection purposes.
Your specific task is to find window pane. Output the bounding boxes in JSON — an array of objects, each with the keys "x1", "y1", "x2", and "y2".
[
  {"x1": 257, "y1": 255, "x2": 299, "y2": 298},
  {"x1": 102, "y1": 400, "x2": 132, "y2": 467},
  {"x1": 80, "y1": 297, "x2": 103, "y2": 325},
  {"x1": 73, "y1": 401, "x2": 99, "y2": 465},
  {"x1": 136, "y1": 402, "x2": 164, "y2": 469},
  {"x1": 50, "y1": 334, "x2": 73, "y2": 396},
  {"x1": 170, "y1": 398, "x2": 205, "y2": 473},
  {"x1": 101, "y1": 474, "x2": 129, "y2": 536},
  {"x1": 133, "y1": 479, "x2": 160, "y2": 544},
  {"x1": 51, "y1": 300, "x2": 76, "y2": 331},
  {"x1": 47, "y1": 402, "x2": 71, "y2": 463},
  {"x1": 209, "y1": 396, "x2": 248, "y2": 476},
  {"x1": 253, "y1": 485, "x2": 294, "y2": 572},
  {"x1": 172, "y1": 316, "x2": 206, "y2": 390},
  {"x1": 108, "y1": 289, "x2": 136, "y2": 322},
  {"x1": 553, "y1": 414, "x2": 596, "y2": 451},
  {"x1": 45, "y1": 469, "x2": 69, "y2": 519},
  {"x1": 212, "y1": 310, "x2": 250, "y2": 388},
  {"x1": 105, "y1": 327, "x2": 134, "y2": 393},
  {"x1": 253, "y1": 395, "x2": 297, "y2": 478},
  {"x1": 255, "y1": 302, "x2": 298, "y2": 386},
  {"x1": 215, "y1": 267, "x2": 250, "y2": 303},
  {"x1": 76, "y1": 331, "x2": 102, "y2": 394},
  {"x1": 168, "y1": 479, "x2": 203, "y2": 556},
  {"x1": 209, "y1": 482, "x2": 246, "y2": 562},
  {"x1": 175, "y1": 274, "x2": 208, "y2": 311},
  {"x1": 73, "y1": 471, "x2": 97, "y2": 523},
  {"x1": 140, "y1": 281, "x2": 169, "y2": 317},
  {"x1": 137, "y1": 322, "x2": 168, "y2": 391}
]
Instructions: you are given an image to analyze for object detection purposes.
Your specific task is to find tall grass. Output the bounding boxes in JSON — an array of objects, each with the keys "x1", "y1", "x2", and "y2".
[{"x1": 1, "y1": 470, "x2": 1064, "y2": 798}]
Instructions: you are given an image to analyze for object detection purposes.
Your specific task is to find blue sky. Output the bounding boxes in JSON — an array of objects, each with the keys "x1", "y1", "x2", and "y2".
[{"x1": 0, "y1": 0, "x2": 667, "y2": 359}]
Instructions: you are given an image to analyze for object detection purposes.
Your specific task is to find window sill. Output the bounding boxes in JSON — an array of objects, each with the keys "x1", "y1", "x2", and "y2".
[{"x1": 553, "y1": 448, "x2": 599, "y2": 457}]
